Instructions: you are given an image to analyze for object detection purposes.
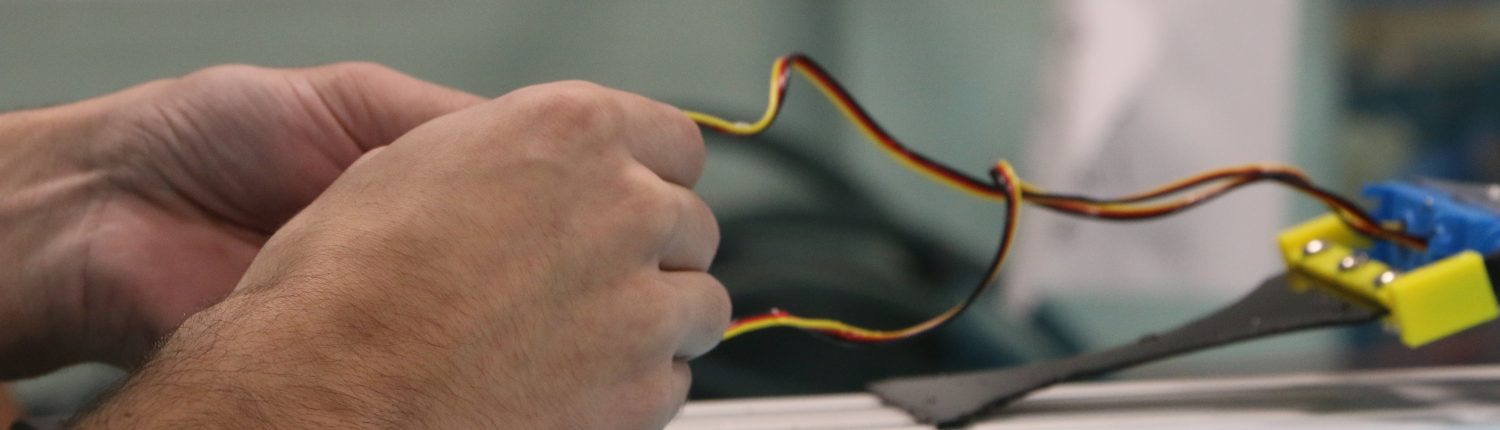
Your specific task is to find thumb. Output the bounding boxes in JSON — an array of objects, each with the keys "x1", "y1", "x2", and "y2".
[{"x1": 300, "y1": 62, "x2": 486, "y2": 151}]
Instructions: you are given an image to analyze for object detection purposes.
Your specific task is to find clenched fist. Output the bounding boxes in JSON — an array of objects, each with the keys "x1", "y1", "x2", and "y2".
[{"x1": 77, "y1": 81, "x2": 730, "y2": 428}]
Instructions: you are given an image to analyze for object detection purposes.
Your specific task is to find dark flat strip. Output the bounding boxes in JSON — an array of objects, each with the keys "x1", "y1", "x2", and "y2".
[{"x1": 869, "y1": 273, "x2": 1385, "y2": 427}]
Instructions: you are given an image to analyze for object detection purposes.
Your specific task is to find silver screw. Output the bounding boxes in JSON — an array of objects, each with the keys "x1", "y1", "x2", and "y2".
[
  {"x1": 1374, "y1": 270, "x2": 1398, "y2": 287},
  {"x1": 1337, "y1": 254, "x2": 1367, "y2": 271},
  {"x1": 1303, "y1": 239, "x2": 1326, "y2": 256}
]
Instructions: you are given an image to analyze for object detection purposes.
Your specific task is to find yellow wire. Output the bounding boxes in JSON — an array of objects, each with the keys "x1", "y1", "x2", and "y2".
[
  {"x1": 685, "y1": 58, "x2": 1008, "y2": 204},
  {"x1": 720, "y1": 161, "x2": 1024, "y2": 341},
  {"x1": 687, "y1": 55, "x2": 1398, "y2": 244},
  {"x1": 683, "y1": 60, "x2": 786, "y2": 135},
  {"x1": 701, "y1": 55, "x2": 1419, "y2": 341},
  {"x1": 721, "y1": 308, "x2": 962, "y2": 342},
  {"x1": 1018, "y1": 164, "x2": 1310, "y2": 205}
]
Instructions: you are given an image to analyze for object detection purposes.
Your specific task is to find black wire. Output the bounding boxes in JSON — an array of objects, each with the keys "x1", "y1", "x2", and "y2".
[{"x1": 809, "y1": 165, "x2": 1018, "y2": 346}]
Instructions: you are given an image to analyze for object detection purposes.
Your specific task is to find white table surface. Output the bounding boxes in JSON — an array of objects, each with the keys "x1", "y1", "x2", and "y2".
[{"x1": 668, "y1": 364, "x2": 1500, "y2": 429}]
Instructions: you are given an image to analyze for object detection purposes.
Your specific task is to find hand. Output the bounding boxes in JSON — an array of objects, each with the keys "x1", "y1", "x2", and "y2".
[
  {"x1": 78, "y1": 81, "x2": 730, "y2": 428},
  {"x1": 0, "y1": 63, "x2": 481, "y2": 376}
]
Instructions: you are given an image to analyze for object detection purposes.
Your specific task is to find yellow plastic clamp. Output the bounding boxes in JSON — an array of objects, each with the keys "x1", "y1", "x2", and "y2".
[{"x1": 1277, "y1": 214, "x2": 1500, "y2": 347}]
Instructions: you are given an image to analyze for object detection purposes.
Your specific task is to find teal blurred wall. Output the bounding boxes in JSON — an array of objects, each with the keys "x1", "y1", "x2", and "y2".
[{"x1": 0, "y1": 0, "x2": 1048, "y2": 260}]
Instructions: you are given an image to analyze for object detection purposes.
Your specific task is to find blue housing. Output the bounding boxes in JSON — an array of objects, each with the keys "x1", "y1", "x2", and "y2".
[{"x1": 1364, "y1": 181, "x2": 1500, "y2": 271}]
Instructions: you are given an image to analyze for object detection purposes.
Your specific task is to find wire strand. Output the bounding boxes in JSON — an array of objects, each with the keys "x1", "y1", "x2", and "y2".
[
  {"x1": 689, "y1": 53, "x2": 1426, "y2": 343},
  {"x1": 721, "y1": 161, "x2": 1022, "y2": 342}
]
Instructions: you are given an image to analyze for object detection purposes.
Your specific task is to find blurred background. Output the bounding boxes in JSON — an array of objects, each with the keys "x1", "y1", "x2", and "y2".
[{"x1": 2, "y1": 0, "x2": 1499, "y2": 418}]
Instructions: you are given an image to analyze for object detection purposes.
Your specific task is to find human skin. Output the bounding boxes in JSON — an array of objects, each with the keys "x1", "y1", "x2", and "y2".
[
  {"x1": 1, "y1": 65, "x2": 728, "y2": 428},
  {"x1": 0, "y1": 387, "x2": 17, "y2": 426},
  {"x1": 0, "y1": 63, "x2": 485, "y2": 376}
]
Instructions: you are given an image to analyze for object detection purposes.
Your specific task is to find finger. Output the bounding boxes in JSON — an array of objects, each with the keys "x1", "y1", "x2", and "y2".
[
  {"x1": 668, "y1": 361, "x2": 691, "y2": 419},
  {"x1": 660, "y1": 271, "x2": 731, "y2": 360},
  {"x1": 626, "y1": 361, "x2": 693, "y2": 430},
  {"x1": 588, "y1": 84, "x2": 706, "y2": 188},
  {"x1": 626, "y1": 102, "x2": 706, "y2": 188},
  {"x1": 301, "y1": 62, "x2": 487, "y2": 151},
  {"x1": 659, "y1": 184, "x2": 719, "y2": 272},
  {"x1": 481, "y1": 81, "x2": 705, "y2": 186}
]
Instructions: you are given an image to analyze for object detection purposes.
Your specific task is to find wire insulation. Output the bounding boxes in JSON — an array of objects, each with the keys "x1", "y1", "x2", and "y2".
[
  {"x1": 720, "y1": 161, "x2": 1021, "y2": 342},
  {"x1": 689, "y1": 53, "x2": 1426, "y2": 343}
]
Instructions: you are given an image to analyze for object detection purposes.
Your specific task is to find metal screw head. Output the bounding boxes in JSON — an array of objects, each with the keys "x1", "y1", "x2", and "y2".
[
  {"x1": 1374, "y1": 270, "x2": 1398, "y2": 287},
  {"x1": 1303, "y1": 239, "x2": 1326, "y2": 256},
  {"x1": 1337, "y1": 254, "x2": 1367, "y2": 271}
]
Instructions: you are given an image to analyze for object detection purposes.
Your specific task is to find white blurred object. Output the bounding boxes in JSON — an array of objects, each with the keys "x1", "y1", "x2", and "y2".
[
  {"x1": 1007, "y1": 0, "x2": 1300, "y2": 312},
  {"x1": 667, "y1": 364, "x2": 1500, "y2": 429}
]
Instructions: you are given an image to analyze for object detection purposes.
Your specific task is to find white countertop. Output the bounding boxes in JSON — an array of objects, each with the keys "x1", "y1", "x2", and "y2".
[{"x1": 668, "y1": 364, "x2": 1500, "y2": 429}]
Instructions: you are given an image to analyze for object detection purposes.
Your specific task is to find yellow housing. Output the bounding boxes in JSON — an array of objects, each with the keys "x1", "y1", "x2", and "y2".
[{"x1": 1277, "y1": 214, "x2": 1499, "y2": 347}]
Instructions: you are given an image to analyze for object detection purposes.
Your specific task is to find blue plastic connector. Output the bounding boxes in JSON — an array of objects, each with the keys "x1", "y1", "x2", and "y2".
[{"x1": 1364, "y1": 180, "x2": 1500, "y2": 271}]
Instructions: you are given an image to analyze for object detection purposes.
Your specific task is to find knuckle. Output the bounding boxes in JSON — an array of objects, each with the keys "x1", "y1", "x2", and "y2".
[
  {"x1": 304, "y1": 61, "x2": 407, "y2": 100},
  {"x1": 630, "y1": 181, "x2": 679, "y2": 217},
  {"x1": 322, "y1": 61, "x2": 399, "y2": 80},
  {"x1": 514, "y1": 81, "x2": 612, "y2": 117},
  {"x1": 504, "y1": 80, "x2": 620, "y2": 138},
  {"x1": 547, "y1": 79, "x2": 606, "y2": 92},
  {"x1": 608, "y1": 165, "x2": 672, "y2": 208},
  {"x1": 619, "y1": 181, "x2": 678, "y2": 236},
  {"x1": 580, "y1": 173, "x2": 675, "y2": 260},
  {"x1": 656, "y1": 370, "x2": 689, "y2": 416},
  {"x1": 645, "y1": 103, "x2": 706, "y2": 184},
  {"x1": 312, "y1": 61, "x2": 412, "y2": 92},
  {"x1": 180, "y1": 63, "x2": 272, "y2": 85},
  {"x1": 705, "y1": 277, "x2": 732, "y2": 333},
  {"x1": 690, "y1": 195, "x2": 721, "y2": 251},
  {"x1": 663, "y1": 107, "x2": 705, "y2": 153}
]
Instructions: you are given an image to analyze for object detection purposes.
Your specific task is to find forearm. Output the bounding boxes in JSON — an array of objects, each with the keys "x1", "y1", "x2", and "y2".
[
  {"x1": 75, "y1": 290, "x2": 446, "y2": 429},
  {"x1": 0, "y1": 108, "x2": 108, "y2": 378}
]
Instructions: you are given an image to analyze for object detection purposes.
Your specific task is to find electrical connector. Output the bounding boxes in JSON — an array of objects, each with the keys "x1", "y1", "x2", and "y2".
[
  {"x1": 1364, "y1": 180, "x2": 1500, "y2": 271},
  {"x1": 1278, "y1": 180, "x2": 1500, "y2": 347}
]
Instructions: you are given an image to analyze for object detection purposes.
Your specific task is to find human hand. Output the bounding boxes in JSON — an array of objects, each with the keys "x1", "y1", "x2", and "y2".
[
  {"x1": 0, "y1": 63, "x2": 481, "y2": 377},
  {"x1": 78, "y1": 81, "x2": 730, "y2": 429}
]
